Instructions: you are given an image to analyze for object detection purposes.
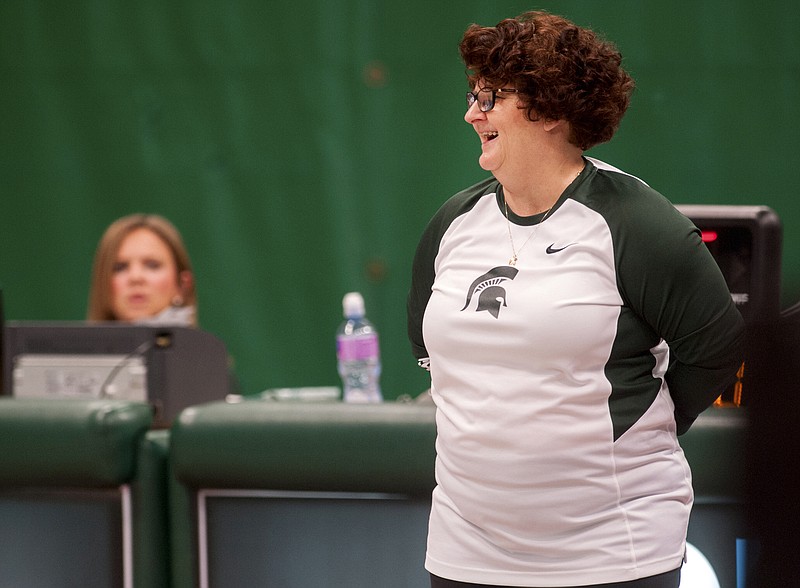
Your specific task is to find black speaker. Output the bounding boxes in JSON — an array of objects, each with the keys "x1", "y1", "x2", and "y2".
[{"x1": 676, "y1": 205, "x2": 782, "y2": 325}]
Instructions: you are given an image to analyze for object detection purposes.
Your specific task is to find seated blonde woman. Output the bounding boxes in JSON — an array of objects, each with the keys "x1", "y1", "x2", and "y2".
[{"x1": 87, "y1": 214, "x2": 197, "y2": 327}]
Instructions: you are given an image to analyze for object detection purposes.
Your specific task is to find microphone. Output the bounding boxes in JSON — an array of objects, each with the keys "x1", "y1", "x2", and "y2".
[{"x1": 98, "y1": 339, "x2": 155, "y2": 399}]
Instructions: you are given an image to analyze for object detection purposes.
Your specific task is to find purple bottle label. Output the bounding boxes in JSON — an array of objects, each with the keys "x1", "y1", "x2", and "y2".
[{"x1": 336, "y1": 334, "x2": 379, "y2": 361}]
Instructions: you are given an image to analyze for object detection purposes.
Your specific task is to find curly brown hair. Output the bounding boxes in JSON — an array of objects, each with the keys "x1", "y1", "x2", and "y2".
[{"x1": 459, "y1": 11, "x2": 635, "y2": 150}]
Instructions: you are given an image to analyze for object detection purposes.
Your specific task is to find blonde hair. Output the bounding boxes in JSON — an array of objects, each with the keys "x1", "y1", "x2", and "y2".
[{"x1": 87, "y1": 214, "x2": 197, "y2": 325}]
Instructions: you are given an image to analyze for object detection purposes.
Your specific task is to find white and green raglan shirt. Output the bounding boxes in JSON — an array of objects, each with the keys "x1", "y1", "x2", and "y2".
[{"x1": 406, "y1": 157, "x2": 745, "y2": 586}]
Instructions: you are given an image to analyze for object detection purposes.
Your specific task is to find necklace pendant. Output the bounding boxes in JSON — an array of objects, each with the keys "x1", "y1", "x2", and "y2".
[{"x1": 509, "y1": 255, "x2": 517, "y2": 266}]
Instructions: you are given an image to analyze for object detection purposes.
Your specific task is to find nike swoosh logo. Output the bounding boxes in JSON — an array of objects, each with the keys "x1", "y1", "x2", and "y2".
[{"x1": 546, "y1": 243, "x2": 575, "y2": 254}]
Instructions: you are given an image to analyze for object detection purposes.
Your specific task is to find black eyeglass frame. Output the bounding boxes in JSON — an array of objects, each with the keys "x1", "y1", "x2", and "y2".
[{"x1": 466, "y1": 88, "x2": 519, "y2": 112}]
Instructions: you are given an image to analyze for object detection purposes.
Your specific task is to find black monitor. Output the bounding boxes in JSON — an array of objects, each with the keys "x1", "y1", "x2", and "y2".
[{"x1": 2, "y1": 322, "x2": 231, "y2": 427}]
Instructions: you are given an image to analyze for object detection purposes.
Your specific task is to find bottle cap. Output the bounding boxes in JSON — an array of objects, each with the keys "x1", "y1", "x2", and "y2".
[{"x1": 342, "y1": 292, "x2": 365, "y2": 318}]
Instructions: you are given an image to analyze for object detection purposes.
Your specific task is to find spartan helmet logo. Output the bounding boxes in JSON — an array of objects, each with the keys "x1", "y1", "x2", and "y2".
[{"x1": 460, "y1": 266, "x2": 519, "y2": 318}]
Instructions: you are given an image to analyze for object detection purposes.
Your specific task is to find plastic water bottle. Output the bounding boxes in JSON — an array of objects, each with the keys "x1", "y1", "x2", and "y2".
[{"x1": 336, "y1": 292, "x2": 382, "y2": 403}]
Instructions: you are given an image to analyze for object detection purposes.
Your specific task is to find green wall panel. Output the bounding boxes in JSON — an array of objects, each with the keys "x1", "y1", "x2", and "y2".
[{"x1": 2, "y1": 1, "x2": 798, "y2": 398}]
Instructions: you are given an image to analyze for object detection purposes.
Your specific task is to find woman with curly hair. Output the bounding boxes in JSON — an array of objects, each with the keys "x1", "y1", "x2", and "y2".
[{"x1": 407, "y1": 11, "x2": 744, "y2": 588}]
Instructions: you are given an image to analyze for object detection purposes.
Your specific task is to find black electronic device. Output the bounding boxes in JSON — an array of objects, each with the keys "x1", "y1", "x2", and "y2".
[
  {"x1": 676, "y1": 205, "x2": 782, "y2": 324},
  {"x1": 2, "y1": 321, "x2": 231, "y2": 426}
]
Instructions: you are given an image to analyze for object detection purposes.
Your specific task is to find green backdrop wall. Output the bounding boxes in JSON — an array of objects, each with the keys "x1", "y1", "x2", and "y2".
[{"x1": 2, "y1": 1, "x2": 798, "y2": 398}]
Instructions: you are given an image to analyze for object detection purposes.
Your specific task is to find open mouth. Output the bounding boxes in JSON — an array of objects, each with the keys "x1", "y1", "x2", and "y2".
[{"x1": 481, "y1": 131, "x2": 498, "y2": 142}]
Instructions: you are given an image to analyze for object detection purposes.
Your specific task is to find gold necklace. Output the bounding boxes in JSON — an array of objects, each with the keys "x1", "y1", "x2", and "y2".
[
  {"x1": 503, "y1": 167, "x2": 583, "y2": 266},
  {"x1": 504, "y1": 198, "x2": 552, "y2": 266}
]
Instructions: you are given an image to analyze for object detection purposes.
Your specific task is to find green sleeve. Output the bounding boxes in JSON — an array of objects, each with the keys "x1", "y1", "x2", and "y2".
[{"x1": 616, "y1": 194, "x2": 746, "y2": 434}]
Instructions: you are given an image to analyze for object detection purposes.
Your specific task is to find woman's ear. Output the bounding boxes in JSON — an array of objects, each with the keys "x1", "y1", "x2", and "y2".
[
  {"x1": 178, "y1": 270, "x2": 193, "y2": 297},
  {"x1": 542, "y1": 118, "x2": 566, "y2": 132}
]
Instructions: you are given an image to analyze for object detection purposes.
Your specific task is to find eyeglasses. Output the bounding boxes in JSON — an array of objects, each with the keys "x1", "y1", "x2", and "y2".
[{"x1": 466, "y1": 88, "x2": 519, "y2": 112}]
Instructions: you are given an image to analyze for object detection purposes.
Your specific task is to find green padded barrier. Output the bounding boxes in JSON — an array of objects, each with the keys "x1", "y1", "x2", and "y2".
[
  {"x1": 170, "y1": 400, "x2": 743, "y2": 499},
  {"x1": 167, "y1": 401, "x2": 747, "y2": 588},
  {"x1": 169, "y1": 400, "x2": 436, "y2": 588},
  {"x1": 0, "y1": 398, "x2": 153, "y2": 487},
  {"x1": 679, "y1": 408, "x2": 747, "y2": 500},
  {"x1": 132, "y1": 429, "x2": 171, "y2": 588},
  {"x1": 680, "y1": 409, "x2": 749, "y2": 587},
  {"x1": 0, "y1": 398, "x2": 161, "y2": 588},
  {"x1": 168, "y1": 457, "x2": 196, "y2": 588},
  {"x1": 171, "y1": 400, "x2": 437, "y2": 496}
]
